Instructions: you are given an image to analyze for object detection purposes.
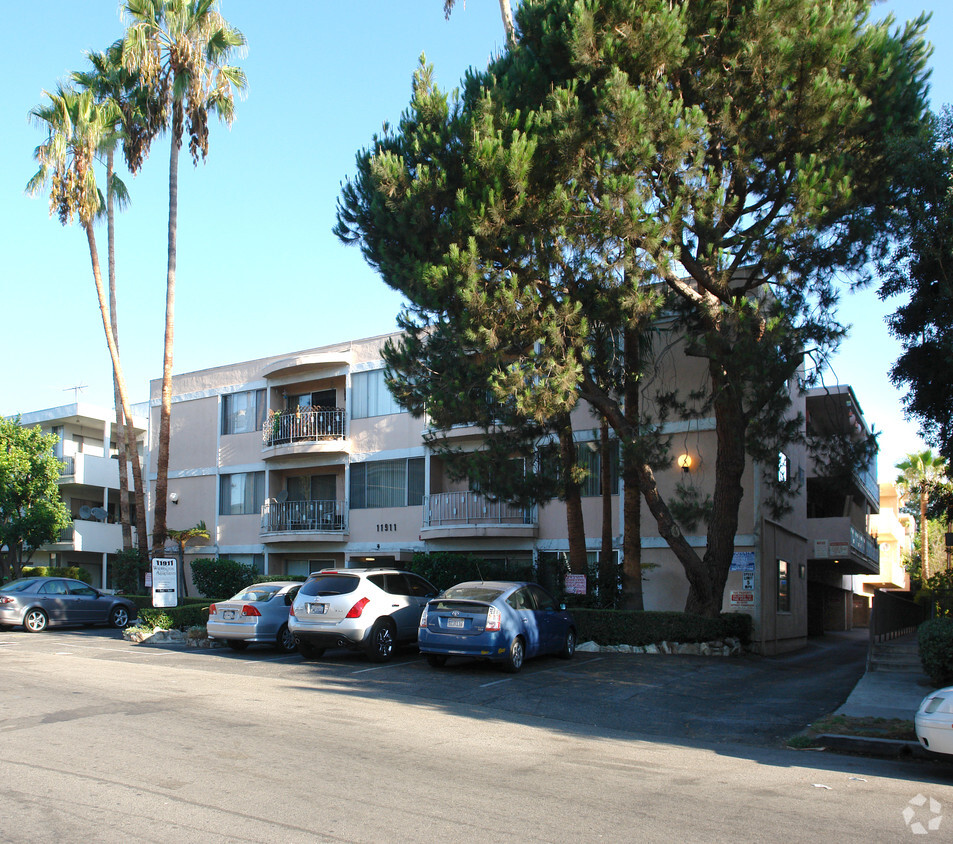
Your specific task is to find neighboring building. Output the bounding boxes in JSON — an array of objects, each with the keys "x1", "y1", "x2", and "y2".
[
  {"x1": 851, "y1": 482, "x2": 915, "y2": 625},
  {"x1": 803, "y1": 386, "x2": 882, "y2": 634},
  {"x1": 142, "y1": 330, "x2": 850, "y2": 655},
  {"x1": 13, "y1": 403, "x2": 147, "y2": 589}
]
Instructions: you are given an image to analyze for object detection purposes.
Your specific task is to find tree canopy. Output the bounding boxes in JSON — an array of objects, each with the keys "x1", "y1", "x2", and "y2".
[
  {"x1": 336, "y1": 0, "x2": 931, "y2": 615},
  {"x1": 0, "y1": 418, "x2": 72, "y2": 583}
]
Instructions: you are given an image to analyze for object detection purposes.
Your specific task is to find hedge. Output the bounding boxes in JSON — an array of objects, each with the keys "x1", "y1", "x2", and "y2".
[
  {"x1": 21, "y1": 565, "x2": 93, "y2": 584},
  {"x1": 571, "y1": 609, "x2": 752, "y2": 647},
  {"x1": 137, "y1": 604, "x2": 211, "y2": 630},
  {"x1": 919, "y1": 617, "x2": 953, "y2": 687}
]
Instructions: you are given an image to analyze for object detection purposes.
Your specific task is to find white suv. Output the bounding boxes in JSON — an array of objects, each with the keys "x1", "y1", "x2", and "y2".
[{"x1": 289, "y1": 568, "x2": 438, "y2": 662}]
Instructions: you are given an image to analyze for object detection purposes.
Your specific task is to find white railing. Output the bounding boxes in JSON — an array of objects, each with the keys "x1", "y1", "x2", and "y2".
[
  {"x1": 261, "y1": 499, "x2": 347, "y2": 533},
  {"x1": 423, "y1": 491, "x2": 534, "y2": 528},
  {"x1": 263, "y1": 408, "x2": 346, "y2": 447}
]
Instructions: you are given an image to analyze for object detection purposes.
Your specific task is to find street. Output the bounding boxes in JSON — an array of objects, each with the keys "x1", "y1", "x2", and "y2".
[{"x1": 1, "y1": 628, "x2": 952, "y2": 842}]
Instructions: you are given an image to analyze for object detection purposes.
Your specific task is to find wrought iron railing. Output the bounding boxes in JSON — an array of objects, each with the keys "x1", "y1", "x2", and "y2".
[
  {"x1": 59, "y1": 456, "x2": 75, "y2": 475},
  {"x1": 261, "y1": 499, "x2": 347, "y2": 533},
  {"x1": 423, "y1": 491, "x2": 534, "y2": 528},
  {"x1": 263, "y1": 408, "x2": 346, "y2": 447}
]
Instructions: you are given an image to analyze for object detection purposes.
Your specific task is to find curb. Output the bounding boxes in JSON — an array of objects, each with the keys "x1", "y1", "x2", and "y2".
[{"x1": 813, "y1": 733, "x2": 933, "y2": 760}]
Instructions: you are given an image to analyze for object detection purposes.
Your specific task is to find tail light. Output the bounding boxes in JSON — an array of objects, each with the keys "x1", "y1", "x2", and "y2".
[
  {"x1": 241, "y1": 605, "x2": 261, "y2": 617},
  {"x1": 345, "y1": 597, "x2": 370, "y2": 618},
  {"x1": 208, "y1": 603, "x2": 217, "y2": 616},
  {"x1": 486, "y1": 606, "x2": 502, "y2": 631},
  {"x1": 419, "y1": 605, "x2": 429, "y2": 628},
  {"x1": 289, "y1": 603, "x2": 296, "y2": 617},
  {"x1": 0, "y1": 596, "x2": 15, "y2": 605}
]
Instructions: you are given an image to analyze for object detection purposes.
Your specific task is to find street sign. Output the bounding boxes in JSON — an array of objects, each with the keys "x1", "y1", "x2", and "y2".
[{"x1": 151, "y1": 557, "x2": 178, "y2": 608}]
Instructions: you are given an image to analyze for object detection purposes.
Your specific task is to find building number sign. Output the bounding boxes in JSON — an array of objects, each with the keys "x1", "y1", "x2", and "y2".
[{"x1": 376, "y1": 523, "x2": 398, "y2": 532}]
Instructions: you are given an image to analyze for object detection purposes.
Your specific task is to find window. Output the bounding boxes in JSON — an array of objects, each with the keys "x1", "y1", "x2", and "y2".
[
  {"x1": 352, "y1": 369, "x2": 404, "y2": 418},
  {"x1": 778, "y1": 452, "x2": 790, "y2": 484},
  {"x1": 287, "y1": 474, "x2": 337, "y2": 502},
  {"x1": 219, "y1": 471, "x2": 265, "y2": 515},
  {"x1": 350, "y1": 458, "x2": 424, "y2": 508},
  {"x1": 286, "y1": 389, "x2": 337, "y2": 411},
  {"x1": 222, "y1": 389, "x2": 266, "y2": 435},
  {"x1": 578, "y1": 441, "x2": 620, "y2": 497},
  {"x1": 777, "y1": 559, "x2": 790, "y2": 613}
]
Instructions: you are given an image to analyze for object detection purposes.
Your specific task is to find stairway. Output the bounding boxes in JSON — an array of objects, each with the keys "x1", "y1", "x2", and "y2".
[{"x1": 868, "y1": 634, "x2": 923, "y2": 673}]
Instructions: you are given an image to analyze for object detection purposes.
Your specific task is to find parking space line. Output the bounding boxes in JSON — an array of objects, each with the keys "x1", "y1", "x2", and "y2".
[
  {"x1": 350, "y1": 658, "x2": 419, "y2": 674},
  {"x1": 480, "y1": 678, "x2": 512, "y2": 688}
]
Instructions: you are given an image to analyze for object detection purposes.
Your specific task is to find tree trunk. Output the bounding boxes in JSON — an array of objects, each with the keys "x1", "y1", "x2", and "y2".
[
  {"x1": 921, "y1": 489, "x2": 929, "y2": 580},
  {"x1": 498, "y1": 0, "x2": 516, "y2": 46},
  {"x1": 558, "y1": 417, "x2": 587, "y2": 577},
  {"x1": 620, "y1": 326, "x2": 644, "y2": 610},
  {"x1": 106, "y1": 149, "x2": 133, "y2": 554},
  {"x1": 599, "y1": 418, "x2": 615, "y2": 605},
  {"x1": 153, "y1": 126, "x2": 181, "y2": 555}
]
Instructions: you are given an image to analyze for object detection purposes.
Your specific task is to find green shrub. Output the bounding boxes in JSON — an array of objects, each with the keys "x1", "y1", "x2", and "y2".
[
  {"x1": 251, "y1": 574, "x2": 307, "y2": 584},
  {"x1": 407, "y1": 552, "x2": 534, "y2": 592},
  {"x1": 22, "y1": 564, "x2": 93, "y2": 584},
  {"x1": 112, "y1": 549, "x2": 147, "y2": 595},
  {"x1": 190, "y1": 558, "x2": 257, "y2": 599},
  {"x1": 139, "y1": 604, "x2": 210, "y2": 630},
  {"x1": 919, "y1": 617, "x2": 953, "y2": 686},
  {"x1": 571, "y1": 609, "x2": 752, "y2": 647}
]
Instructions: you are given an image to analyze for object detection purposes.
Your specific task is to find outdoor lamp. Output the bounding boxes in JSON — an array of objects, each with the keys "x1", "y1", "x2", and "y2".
[{"x1": 677, "y1": 453, "x2": 692, "y2": 473}]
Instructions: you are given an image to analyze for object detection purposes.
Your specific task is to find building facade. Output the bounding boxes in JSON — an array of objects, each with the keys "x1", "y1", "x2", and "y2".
[
  {"x1": 140, "y1": 331, "x2": 885, "y2": 654},
  {"x1": 15, "y1": 403, "x2": 147, "y2": 589}
]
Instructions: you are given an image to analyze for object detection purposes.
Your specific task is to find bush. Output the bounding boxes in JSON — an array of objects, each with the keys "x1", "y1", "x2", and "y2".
[
  {"x1": 571, "y1": 609, "x2": 752, "y2": 647},
  {"x1": 919, "y1": 617, "x2": 953, "y2": 687},
  {"x1": 22, "y1": 564, "x2": 93, "y2": 584},
  {"x1": 190, "y1": 558, "x2": 257, "y2": 599},
  {"x1": 112, "y1": 549, "x2": 147, "y2": 595},
  {"x1": 407, "y1": 552, "x2": 535, "y2": 592},
  {"x1": 139, "y1": 604, "x2": 210, "y2": 630}
]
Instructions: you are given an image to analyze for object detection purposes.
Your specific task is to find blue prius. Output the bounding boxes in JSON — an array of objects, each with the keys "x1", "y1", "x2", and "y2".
[{"x1": 418, "y1": 581, "x2": 576, "y2": 673}]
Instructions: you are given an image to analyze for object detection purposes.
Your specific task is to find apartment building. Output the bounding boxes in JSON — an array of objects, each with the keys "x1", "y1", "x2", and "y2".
[
  {"x1": 142, "y1": 329, "x2": 861, "y2": 653},
  {"x1": 803, "y1": 386, "x2": 882, "y2": 633},
  {"x1": 15, "y1": 403, "x2": 147, "y2": 589}
]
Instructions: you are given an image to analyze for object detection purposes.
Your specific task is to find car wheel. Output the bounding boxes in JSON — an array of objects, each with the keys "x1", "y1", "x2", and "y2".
[
  {"x1": 558, "y1": 628, "x2": 576, "y2": 659},
  {"x1": 109, "y1": 606, "x2": 131, "y2": 629},
  {"x1": 367, "y1": 619, "x2": 396, "y2": 662},
  {"x1": 276, "y1": 624, "x2": 297, "y2": 653},
  {"x1": 426, "y1": 654, "x2": 448, "y2": 668},
  {"x1": 24, "y1": 609, "x2": 48, "y2": 633},
  {"x1": 297, "y1": 640, "x2": 325, "y2": 660},
  {"x1": 503, "y1": 636, "x2": 525, "y2": 673},
  {"x1": 226, "y1": 640, "x2": 249, "y2": 651}
]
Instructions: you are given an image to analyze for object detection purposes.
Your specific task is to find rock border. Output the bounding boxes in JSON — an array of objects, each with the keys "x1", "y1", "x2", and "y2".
[{"x1": 577, "y1": 637, "x2": 744, "y2": 656}]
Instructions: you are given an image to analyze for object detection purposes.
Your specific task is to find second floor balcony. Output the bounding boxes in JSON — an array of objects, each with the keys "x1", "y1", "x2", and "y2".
[
  {"x1": 422, "y1": 491, "x2": 537, "y2": 539},
  {"x1": 807, "y1": 516, "x2": 880, "y2": 576},
  {"x1": 262, "y1": 408, "x2": 348, "y2": 460},
  {"x1": 260, "y1": 498, "x2": 348, "y2": 541}
]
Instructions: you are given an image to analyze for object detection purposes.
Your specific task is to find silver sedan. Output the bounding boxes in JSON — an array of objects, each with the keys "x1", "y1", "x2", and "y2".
[{"x1": 207, "y1": 581, "x2": 302, "y2": 653}]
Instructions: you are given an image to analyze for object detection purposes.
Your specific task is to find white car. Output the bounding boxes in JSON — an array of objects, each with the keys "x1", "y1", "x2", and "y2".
[{"x1": 915, "y1": 686, "x2": 953, "y2": 755}]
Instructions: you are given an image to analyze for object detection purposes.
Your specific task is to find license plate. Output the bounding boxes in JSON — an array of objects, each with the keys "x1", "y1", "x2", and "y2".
[
  {"x1": 308, "y1": 603, "x2": 327, "y2": 615},
  {"x1": 223, "y1": 610, "x2": 235, "y2": 620},
  {"x1": 447, "y1": 618, "x2": 465, "y2": 629}
]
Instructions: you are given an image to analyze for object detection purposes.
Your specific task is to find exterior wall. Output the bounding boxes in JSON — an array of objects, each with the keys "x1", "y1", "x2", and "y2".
[{"x1": 142, "y1": 330, "x2": 824, "y2": 653}]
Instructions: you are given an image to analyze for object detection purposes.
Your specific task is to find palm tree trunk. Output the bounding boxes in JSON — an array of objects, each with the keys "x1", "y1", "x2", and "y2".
[
  {"x1": 921, "y1": 489, "x2": 929, "y2": 580},
  {"x1": 83, "y1": 220, "x2": 148, "y2": 568},
  {"x1": 106, "y1": 149, "x2": 133, "y2": 553},
  {"x1": 153, "y1": 127, "x2": 180, "y2": 555}
]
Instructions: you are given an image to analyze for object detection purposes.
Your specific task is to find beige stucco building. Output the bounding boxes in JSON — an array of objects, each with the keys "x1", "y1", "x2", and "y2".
[{"x1": 136, "y1": 330, "x2": 882, "y2": 654}]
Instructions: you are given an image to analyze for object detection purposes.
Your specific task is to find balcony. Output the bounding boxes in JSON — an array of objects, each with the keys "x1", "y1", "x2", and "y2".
[
  {"x1": 262, "y1": 408, "x2": 348, "y2": 461},
  {"x1": 48, "y1": 519, "x2": 124, "y2": 553},
  {"x1": 260, "y1": 499, "x2": 348, "y2": 542},
  {"x1": 59, "y1": 456, "x2": 75, "y2": 476},
  {"x1": 422, "y1": 491, "x2": 537, "y2": 539},
  {"x1": 807, "y1": 517, "x2": 880, "y2": 575}
]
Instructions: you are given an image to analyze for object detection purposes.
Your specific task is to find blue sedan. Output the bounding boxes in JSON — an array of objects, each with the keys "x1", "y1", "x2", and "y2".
[{"x1": 418, "y1": 581, "x2": 576, "y2": 672}]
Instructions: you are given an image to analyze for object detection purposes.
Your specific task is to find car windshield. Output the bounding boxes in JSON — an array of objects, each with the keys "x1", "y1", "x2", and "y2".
[
  {"x1": 442, "y1": 585, "x2": 505, "y2": 603},
  {"x1": 299, "y1": 574, "x2": 358, "y2": 598},
  {"x1": 0, "y1": 578, "x2": 39, "y2": 593},
  {"x1": 231, "y1": 586, "x2": 282, "y2": 602}
]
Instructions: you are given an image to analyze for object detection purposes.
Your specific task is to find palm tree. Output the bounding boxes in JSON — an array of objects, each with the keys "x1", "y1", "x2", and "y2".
[
  {"x1": 896, "y1": 450, "x2": 948, "y2": 580},
  {"x1": 72, "y1": 45, "x2": 151, "y2": 564},
  {"x1": 28, "y1": 87, "x2": 146, "y2": 561},
  {"x1": 443, "y1": 0, "x2": 516, "y2": 48},
  {"x1": 167, "y1": 520, "x2": 209, "y2": 597},
  {"x1": 121, "y1": 0, "x2": 246, "y2": 554}
]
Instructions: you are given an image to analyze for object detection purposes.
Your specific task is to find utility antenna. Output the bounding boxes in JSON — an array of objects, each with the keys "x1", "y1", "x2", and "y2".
[{"x1": 64, "y1": 384, "x2": 88, "y2": 402}]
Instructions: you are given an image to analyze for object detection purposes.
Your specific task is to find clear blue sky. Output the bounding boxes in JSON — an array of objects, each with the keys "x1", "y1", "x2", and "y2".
[{"x1": 1, "y1": 1, "x2": 948, "y2": 482}]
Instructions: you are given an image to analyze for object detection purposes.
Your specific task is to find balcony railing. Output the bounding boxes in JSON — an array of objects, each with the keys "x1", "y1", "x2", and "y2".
[
  {"x1": 263, "y1": 408, "x2": 346, "y2": 447},
  {"x1": 423, "y1": 491, "x2": 534, "y2": 528},
  {"x1": 261, "y1": 499, "x2": 347, "y2": 533},
  {"x1": 850, "y1": 524, "x2": 880, "y2": 565},
  {"x1": 59, "y1": 456, "x2": 75, "y2": 475}
]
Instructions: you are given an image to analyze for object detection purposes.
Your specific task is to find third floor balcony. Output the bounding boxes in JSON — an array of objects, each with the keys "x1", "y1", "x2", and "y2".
[{"x1": 262, "y1": 408, "x2": 348, "y2": 461}]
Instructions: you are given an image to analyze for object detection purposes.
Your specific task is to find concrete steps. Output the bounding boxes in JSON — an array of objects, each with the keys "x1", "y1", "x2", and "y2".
[{"x1": 869, "y1": 638, "x2": 923, "y2": 673}]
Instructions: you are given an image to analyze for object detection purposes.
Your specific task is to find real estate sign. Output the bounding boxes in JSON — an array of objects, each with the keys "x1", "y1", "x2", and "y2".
[{"x1": 151, "y1": 557, "x2": 178, "y2": 608}]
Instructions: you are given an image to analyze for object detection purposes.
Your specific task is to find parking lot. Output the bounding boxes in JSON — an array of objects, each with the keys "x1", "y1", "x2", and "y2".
[{"x1": 0, "y1": 624, "x2": 871, "y2": 748}]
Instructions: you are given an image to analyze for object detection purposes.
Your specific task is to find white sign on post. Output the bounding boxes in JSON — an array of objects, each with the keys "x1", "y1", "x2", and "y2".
[{"x1": 151, "y1": 557, "x2": 178, "y2": 608}]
